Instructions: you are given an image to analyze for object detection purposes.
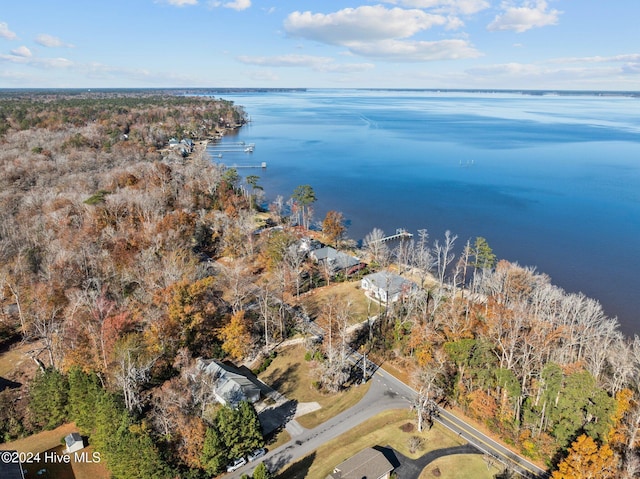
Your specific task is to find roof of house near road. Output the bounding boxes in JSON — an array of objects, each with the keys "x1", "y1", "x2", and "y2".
[
  {"x1": 197, "y1": 358, "x2": 261, "y2": 406},
  {"x1": 310, "y1": 247, "x2": 360, "y2": 273},
  {"x1": 326, "y1": 447, "x2": 394, "y2": 479},
  {"x1": 0, "y1": 451, "x2": 26, "y2": 479}
]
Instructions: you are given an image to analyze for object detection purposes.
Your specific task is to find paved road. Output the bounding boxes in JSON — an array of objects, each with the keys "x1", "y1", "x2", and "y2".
[
  {"x1": 228, "y1": 302, "x2": 550, "y2": 479},
  {"x1": 230, "y1": 364, "x2": 549, "y2": 479},
  {"x1": 228, "y1": 369, "x2": 411, "y2": 478},
  {"x1": 378, "y1": 371, "x2": 550, "y2": 479}
]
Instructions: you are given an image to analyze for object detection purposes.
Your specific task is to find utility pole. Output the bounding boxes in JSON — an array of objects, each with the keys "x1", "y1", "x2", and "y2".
[{"x1": 362, "y1": 350, "x2": 367, "y2": 383}]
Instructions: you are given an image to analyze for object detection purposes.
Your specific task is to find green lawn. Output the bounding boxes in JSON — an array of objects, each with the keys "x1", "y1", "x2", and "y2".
[
  {"x1": 258, "y1": 344, "x2": 371, "y2": 429},
  {"x1": 419, "y1": 454, "x2": 502, "y2": 479},
  {"x1": 276, "y1": 409, "x2": 498, "y2": 479}
]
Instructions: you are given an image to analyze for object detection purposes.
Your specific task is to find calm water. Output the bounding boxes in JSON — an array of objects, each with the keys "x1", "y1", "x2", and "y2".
[{"x1": 207, "y1": 90, "x2": 640, "y2": 335}]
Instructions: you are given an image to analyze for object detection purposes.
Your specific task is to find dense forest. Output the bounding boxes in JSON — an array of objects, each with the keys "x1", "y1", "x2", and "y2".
[{"x1": 0, "y1": 92, "x2": 639, "y2": 479}]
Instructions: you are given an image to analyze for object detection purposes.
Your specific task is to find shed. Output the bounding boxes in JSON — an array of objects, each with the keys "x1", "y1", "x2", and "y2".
[{"x1": 64, "y1": 433, "x2": 84, "y2": 454}]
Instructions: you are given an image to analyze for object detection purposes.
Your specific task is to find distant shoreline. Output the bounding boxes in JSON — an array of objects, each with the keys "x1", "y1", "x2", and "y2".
[{"x1": 0, "y1": 87, "x2": 638, "y2": 99}]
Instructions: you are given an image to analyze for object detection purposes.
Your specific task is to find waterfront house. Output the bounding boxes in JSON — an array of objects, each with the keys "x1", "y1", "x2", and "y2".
[
  {"x1": 361, "y1": 271, "x2": 417, "y2": 303},
  {"x1": 197, "y1": 359, "x2": 260, "y2": 407},
  {"x1": 310, "y1": 247, "x2": 360, "y2": 276},
  {"x1": 326, "y1": 447, "x2": 394, "y2": 479}
]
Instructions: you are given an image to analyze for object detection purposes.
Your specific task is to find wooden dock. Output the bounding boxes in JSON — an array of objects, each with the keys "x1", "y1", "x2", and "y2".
[
  {"x1": 372, "y1": 229, "x2": 414, "y2": 243},
  {"x1": 220, "y1": 162, "x2": 267, "y2": 169}
]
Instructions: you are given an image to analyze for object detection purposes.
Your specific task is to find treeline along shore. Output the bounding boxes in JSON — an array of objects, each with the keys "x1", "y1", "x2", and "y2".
[{"x1": 0, "y1": 91, "x2": 639, "y2": 479}]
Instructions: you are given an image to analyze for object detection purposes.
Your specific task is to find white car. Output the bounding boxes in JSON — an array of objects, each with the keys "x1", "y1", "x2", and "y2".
[
  {"x1": 247, "y1": 448, "x2": 266, "y2": 462},
  {"x1": 226, "y1": 457, "x2": 247, "y2": 472}
]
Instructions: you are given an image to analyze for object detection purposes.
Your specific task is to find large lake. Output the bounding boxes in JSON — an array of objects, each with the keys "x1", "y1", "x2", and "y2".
[{"x1": 206, "y1": 90, "x2": 640, "y2": 335}]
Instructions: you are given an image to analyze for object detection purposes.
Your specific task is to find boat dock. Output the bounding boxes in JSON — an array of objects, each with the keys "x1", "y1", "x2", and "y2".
[
  {"x1": 218, "y1": 162, "x2": 267, "y2": 169},
  {"x1": 372, "y1": 229, "x2": 414, "y2": 243}
]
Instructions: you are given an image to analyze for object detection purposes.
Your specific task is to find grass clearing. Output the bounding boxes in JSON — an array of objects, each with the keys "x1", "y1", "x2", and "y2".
[
  {"x1": 258, "y1": 344, "x2": 371, "y2": 429},
  {"x1": 419, "y1": 454, "x2": 501, "y2": 479},
  {"x1": 276, "y1": 409, "x2": 469, "y2": 479},
  {"x1": 300, "y1": 281, "x2": 373, "y2": 325},
  {"x1": 0, "y1": 423, "x2": 109, "y2": 479},
  {"x1": 0, "y1": 340, "x2": 39, "y2": 378}
]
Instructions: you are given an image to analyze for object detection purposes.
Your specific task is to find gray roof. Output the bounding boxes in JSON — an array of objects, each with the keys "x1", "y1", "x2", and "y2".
[
  {"x1": 65, "y1": 432, "x2": 83, "y2": 447},
  {"x1": 197, "y1": 359, "x2": 260, "y2": 405},
  {"x1": 311, "y1": 247, "x2": 360, "y2": 273},
  {"x1": 327, "y1": 447, "x2": 394, "y2": 479},
  {"x1": 362, "y1": 271, "x2": 417, "y2": 295}
]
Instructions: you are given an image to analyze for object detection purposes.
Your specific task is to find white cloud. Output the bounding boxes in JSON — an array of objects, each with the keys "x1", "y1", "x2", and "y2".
[
  {"x1": 208, "y1": 0, "x2": 251, "y2": 10},
  {"x1": 464, "y1": 61, "x2": 640, "y2": 87},
  {"x1": 348, "y1": 38, "x2": 481, "y2": 62},
  {"x1": 382, "y1": 0, "x2": 490, "y2": 15},
  {"x1": 35, "y1": 34, "x2": 75, "y2": 48},
  {"x1": 283, "y1": 6, "x2": 480, "y2": 63},
  {"x1": 223, "y1": 0, "x2": 250, "y2": 10},
  {"x1": 467, "y1": 62, "x2": 541, "y2": 76},
  {"x1": 236, "y1": 54, "x2": 374, "y2": 73},
  {"x1": 488, "y1": 0, "x2": 561, "y2": 33},
  {"x1": 550, "y1": 54, "x2": 640, "y2": 64},
  {"x1": 238, "y1": 54, "x2": 332, "y2": 67},
  {"x1": 284, "y1": 6, "x2": 446, "y2": 45},
  {"x1": 162, "y1": 0, "x2": 198, "y2": 6},
  {"x1": 445, "y1": 15, "x2": 465, "y2": 30},
  {"x1": 10, "y1": 46, "x2": 32, "y2": 57},
  {"x1": 0, "y1": 53, "x2": 73, "y2": 69},
  {"x1": 0, "y1": 21, "x2": 17, "y2": 40}
]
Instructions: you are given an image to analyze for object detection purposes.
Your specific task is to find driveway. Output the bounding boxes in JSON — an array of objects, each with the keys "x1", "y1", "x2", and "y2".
[{"x1": 384, "y1": 444, "x2": 482, "y2": 479}]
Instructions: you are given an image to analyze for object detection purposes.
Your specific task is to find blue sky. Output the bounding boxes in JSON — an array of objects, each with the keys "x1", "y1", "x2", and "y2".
[{"x1": 1, "y1": 0, "x2": 639, "y2": 90}]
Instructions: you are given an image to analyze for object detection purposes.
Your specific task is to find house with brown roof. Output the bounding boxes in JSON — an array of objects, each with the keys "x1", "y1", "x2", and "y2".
[{"x1": 326, "y1": 447, "x2": 394, "y2": 479}]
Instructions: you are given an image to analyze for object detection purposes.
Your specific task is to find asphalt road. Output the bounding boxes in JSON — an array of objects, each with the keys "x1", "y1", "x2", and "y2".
[
  {"x1": 231, "y1": 365, "x2": 549, "y2": 479},
  {"x1": 379, "y1": 371, "x2": 550, "y2": 479},
  {"x1": 228, "y1": 369, "x2": 411, "y2": 478},
  {"x1": 226, "y1": 302, "x2": 550, "y2": 479}
]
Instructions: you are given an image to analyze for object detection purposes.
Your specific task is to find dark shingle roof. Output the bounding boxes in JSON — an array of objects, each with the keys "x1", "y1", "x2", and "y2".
[{"x1": 326, "y1": 447, "x2": 393, "y2": 479}]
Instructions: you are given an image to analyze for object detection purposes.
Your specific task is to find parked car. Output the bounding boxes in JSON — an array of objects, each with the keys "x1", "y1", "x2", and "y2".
[
  {"x1": 226, "y1": 457, "x2": 247, "y2": 472},
  {"x1": 247, "y1": 447, "x2": 266, "y2": 462}
]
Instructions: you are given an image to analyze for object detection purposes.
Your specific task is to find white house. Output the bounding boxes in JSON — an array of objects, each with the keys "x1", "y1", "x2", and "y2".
[{"x1": 361, "y1": 271, "x2": 417, "y2": 303}]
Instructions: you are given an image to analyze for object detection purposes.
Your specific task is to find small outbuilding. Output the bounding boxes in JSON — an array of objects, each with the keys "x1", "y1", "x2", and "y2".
[{"x1": 64, "y1": 432, "x2": 85, "y2": 454}]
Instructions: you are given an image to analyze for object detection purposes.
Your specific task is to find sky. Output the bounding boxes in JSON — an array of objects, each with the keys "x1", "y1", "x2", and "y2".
[{"x1": 1, "y1": 0, "x2": 639, "y2": 90}]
